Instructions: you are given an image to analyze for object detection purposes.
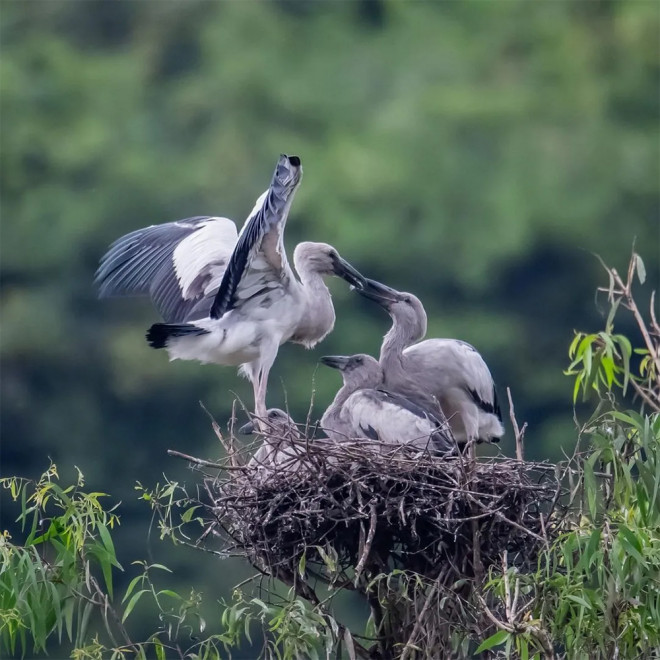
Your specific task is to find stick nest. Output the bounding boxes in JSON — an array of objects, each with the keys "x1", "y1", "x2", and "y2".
[{"x1": 200, "y1": 435, "x2": 562, "y2": 586}]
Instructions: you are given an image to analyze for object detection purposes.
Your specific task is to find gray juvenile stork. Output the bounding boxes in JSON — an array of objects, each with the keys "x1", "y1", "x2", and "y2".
[
  {"x1": 95, "y1": 155, "x2": 366, "y2": 419},
  {"x1": 356, "y1": 279, "x2": 504, "y2": 446},
  {"x1": 240, "y1": 408, "x2": 339, "y2": 475},
  {"x1": 239, "y1": 408, "x2": 303, "y2": 473},
  {"x1": 320, "y1": 354, "x2": 455, "y2": 453}
]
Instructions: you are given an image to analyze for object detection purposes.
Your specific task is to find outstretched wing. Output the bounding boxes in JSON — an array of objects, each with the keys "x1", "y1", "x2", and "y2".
[
  {"x1": 95, "y1": 216, "x2": 238, "y2": 322},
  {"x1": 210, "y1": 155, "x2": 302, "y2": 320}
]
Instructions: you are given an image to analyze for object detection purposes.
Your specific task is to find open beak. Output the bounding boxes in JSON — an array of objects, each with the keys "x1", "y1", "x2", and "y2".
[
  {"x1": 331, "y1": 254, "x2": 368, "y2": 290},
  {"x1": 320, "y1": 355, "x2": 351, "y2": 371},
  {"x1": 238, "y1": 419, "x2": 257, "y2": 435},
  {"x1": 356, "y1": 278, "x2": 402, "y2": 306}
]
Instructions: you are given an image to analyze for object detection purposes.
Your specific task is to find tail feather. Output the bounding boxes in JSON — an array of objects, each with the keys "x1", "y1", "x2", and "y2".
[{"x1": 146, "y1": 323, "x2": 209, "y2": 349}]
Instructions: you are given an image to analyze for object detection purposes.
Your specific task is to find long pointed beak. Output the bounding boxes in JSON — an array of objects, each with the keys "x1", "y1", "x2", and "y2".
[
  {"x1": 332, "y1": 255, "x2": 368, "y2": 290},
  {"x1": 320, "y1": 355, "x2": 351, "y2": 370},
  {"x1": 356, "y1": 278, "x2": 402, "y2": 306},
  {"x1": 238, "y1": 419, "x2": 257, "y2": 435}
]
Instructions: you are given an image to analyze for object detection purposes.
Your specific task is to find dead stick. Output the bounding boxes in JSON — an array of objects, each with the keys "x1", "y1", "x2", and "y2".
[
  {"x1": 507, "y1": 387, "x2": 527, "y2": 462},
  {"x1": 354, "y1": 503, "x2": 377, "y2": 586},
  {"x1": 167, "y1": 449, "x2": 241, "y2": 470}
]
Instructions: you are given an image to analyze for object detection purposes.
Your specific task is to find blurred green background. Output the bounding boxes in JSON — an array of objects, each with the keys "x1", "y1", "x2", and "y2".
[{"x1": 2, "y1": 0, "x2": 658, "y2": 653}]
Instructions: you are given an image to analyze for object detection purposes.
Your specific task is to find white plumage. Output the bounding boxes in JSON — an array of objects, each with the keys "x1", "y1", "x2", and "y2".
[
  {"x1": 239, "y1": 408, "x2": 339, "y2": 477},
  {"x1": 320, "y1": 354, "x2": 455, "y2": 453},
  {"x1": 240, "y1": 408, "x2": 304, "y2": 476},
  {"x1": 172, "y1": 218, "x2": 239, "y2": 301},
  {"x1": 96, "y1": 155, "x2": 367, "y2": 420}
]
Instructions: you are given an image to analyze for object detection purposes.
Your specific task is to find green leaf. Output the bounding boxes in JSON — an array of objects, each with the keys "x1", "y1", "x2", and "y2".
[
  {"x1": 573, "y1": 372, "x2": 583, "y2": 404},
  {"x1": 475, "y1": 629, "x2": 509, "y2": 653},
  {"x1": 63, "y1": 598, "x2": 75, "y2": 642},
  {"x1": 520, "y1": 637, "x2": 529, "y2": 660},
  {"x1": 122, "y1": 589, "x2": 149, "y2": 623},
  {"x1": 566, "y1": 594, "x2": 591, "y2": 609},
  {"x1": 153, "y1": 637, "x2": 166, "y2": 660},
  {"x1": 568, "y1": 332, "x2": 582, "y2": 358},
  {"x1": 618, "y1": 526, "x2": 645, "y2": 565},
  {"x1": 576, "y1": 528, "x2": 601, "y2": 572},
  {"x1": 181, "y1": 506, "x2": 199, "y2": 523},
  {"x1": 122, "y1": 574, "x2": 144, "y2": 605},
  {"x1": 79, "y1": 600, "x2": 94, "y2": 645},
  {"x1": 97, "y1": 523, "x2": 119, "y2": 563},
  {"x1": 635, "y1": 254, "x2": 646, "y2": 284}
]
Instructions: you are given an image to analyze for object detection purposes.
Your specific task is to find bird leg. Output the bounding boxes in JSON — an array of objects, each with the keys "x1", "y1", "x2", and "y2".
[
  {"x1": 253, "y1": 344, "x2": 279, "y2": 431},
  {"x1": 244, "y1": 362, "x2": 267, "y2": 432},
  {"x1": 251, "y1": 377, "x2": 268, "y2": 427},
  {"x1": 255, "y1": 366, "x2": 271, "y2": 423}
]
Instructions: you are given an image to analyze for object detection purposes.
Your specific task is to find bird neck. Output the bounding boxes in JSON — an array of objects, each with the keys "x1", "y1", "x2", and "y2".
[
  {"x1": 379, "y1": 319, "x2": 440, "y2": 412},
  {"x1": 379, "y1": 317, "x2": 411, "y2": 376},
  {"x1": 292, "y1": 266, "x2": 335, "y2": 347},
  {"x1": 320, "y1": 382, "x2": 353, "y2": 429}
]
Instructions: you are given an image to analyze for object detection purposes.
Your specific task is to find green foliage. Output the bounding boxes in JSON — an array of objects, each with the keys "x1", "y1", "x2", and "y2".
[
  {"x1": 218, "y1": 589, "x2": 338, "y2": 660},
  {"x1": 566, "y1": 253, "x2": 658, "y2": 411},
  {"x1": 2, "y1": 0, "x2": 659, "y2": 653},
  {"x1": 1, "y1": 464, "x2": 121, "y2": 656},
  {"x1": 1, "y1": 466, "x2": 350, "y2": 659},
  {"x1": 481, "y1": 253, "x2": 660, "y2": 659},
  {"x1": 0, "y1": 466, "x2": 226, "y2": 659}
]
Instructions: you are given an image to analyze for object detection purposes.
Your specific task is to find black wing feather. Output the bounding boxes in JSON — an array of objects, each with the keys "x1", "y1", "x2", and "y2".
[
  {"x1": 210, "y1": 191, "x2": 283, "y2": 320},
  {"x1": 359, "y1": 424, "x2": 380, "y2": 441},
  {"x1": 466, "y1": 386, "x2": 502, "y2": 421},
  {"x1": 96, "y1": 217, "x2": 215, "y2": 323},
  {"x1": 375, "y1": 389, "x2": 444, "y2": 425}
]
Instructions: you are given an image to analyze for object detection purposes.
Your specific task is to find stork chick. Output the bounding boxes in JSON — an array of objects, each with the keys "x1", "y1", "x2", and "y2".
[
  {"x1": 356, "y1": 279, "x2": 504, "y2": 446},
  {"x1": 320, "y1": 354, "x2": 454, "y2": 454}
]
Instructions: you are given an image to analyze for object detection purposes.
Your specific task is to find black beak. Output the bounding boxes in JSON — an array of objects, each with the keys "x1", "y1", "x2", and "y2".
[
  {"x1": 238, "y1": 419, "x2": 257, "y2": 435},
  {"x1": 320, "y1": 355, "x2": 351, "y2": 371},
  {"x1": 331, "y1": 254, "x2": 368, "y2": 290},
  {"x1": 356, "y1": 278, "x2": 402, "y2": 306}
]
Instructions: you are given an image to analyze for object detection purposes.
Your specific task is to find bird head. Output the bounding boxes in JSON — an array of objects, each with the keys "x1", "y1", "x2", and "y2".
[
  {"x1": 239, "y1": 408, "x2": 298, "y2": 436},
  {"x1": 293, "y1": 242, "x2": 367, "y2": 289},
  {"x1": 320, "y1": 353, "x2": 382, "y2": 388},
  {"x1": 356, "y1": 279, "x2": 427, "y2": 342}
]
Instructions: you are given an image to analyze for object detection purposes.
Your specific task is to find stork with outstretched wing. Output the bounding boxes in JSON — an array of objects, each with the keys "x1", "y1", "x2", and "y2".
[{"x1": 96, "y1": 154, "x2": 366, "y2": 420}]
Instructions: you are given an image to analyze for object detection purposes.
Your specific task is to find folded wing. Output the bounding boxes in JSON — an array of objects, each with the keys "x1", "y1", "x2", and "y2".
[{"x1": 346, "y1": 389, "x2": 455, "y2": 453}]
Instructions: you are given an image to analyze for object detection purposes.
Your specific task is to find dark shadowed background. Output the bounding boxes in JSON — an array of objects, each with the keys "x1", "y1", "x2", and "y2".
[{"x1": 2, "y1": 0, "x2": 658, "y2": 653}]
